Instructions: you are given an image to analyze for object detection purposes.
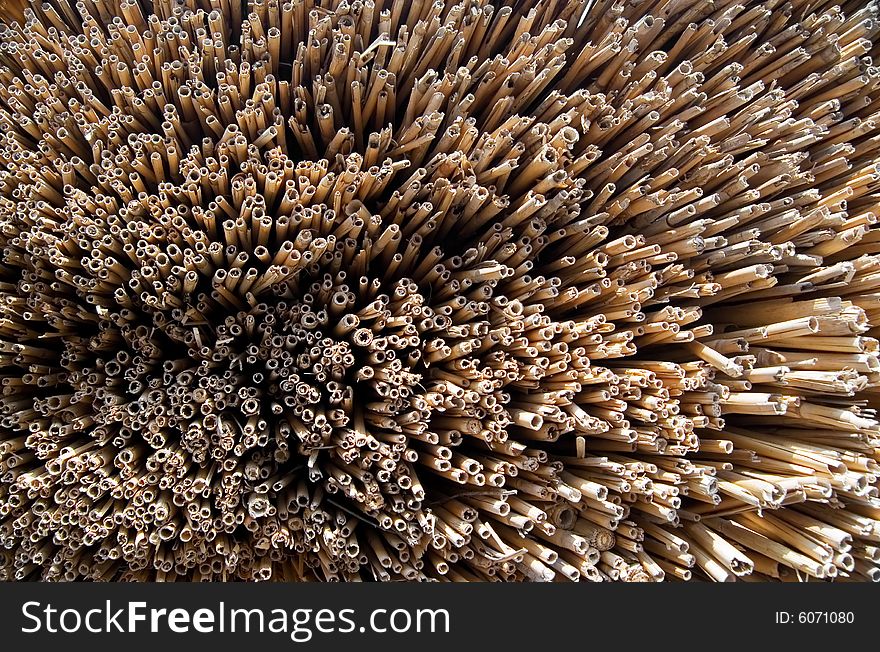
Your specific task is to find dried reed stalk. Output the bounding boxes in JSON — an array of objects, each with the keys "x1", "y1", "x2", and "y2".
[{"x1": 0, "y1": 0, "x2": 878, "y2": 582}]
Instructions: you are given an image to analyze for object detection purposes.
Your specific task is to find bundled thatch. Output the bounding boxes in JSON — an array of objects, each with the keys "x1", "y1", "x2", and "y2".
[{"x1": 0, "y1": 0, "x2": 878, "y2": 582}]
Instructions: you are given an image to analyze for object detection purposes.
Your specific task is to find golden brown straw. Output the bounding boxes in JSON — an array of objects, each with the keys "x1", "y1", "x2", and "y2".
[{"x1": 0, "y1": 0, "x2": 878, "y2": 582}]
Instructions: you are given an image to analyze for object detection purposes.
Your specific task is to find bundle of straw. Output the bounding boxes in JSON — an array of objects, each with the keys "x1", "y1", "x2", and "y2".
[{"x1": 0, "y1": 0, "x2": 878, "y2": 582}]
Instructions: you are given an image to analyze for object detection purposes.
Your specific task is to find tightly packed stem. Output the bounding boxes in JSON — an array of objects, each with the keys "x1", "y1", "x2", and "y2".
[{"x1": 0, "y1": 0, "x2": 879, "y2": 582}]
